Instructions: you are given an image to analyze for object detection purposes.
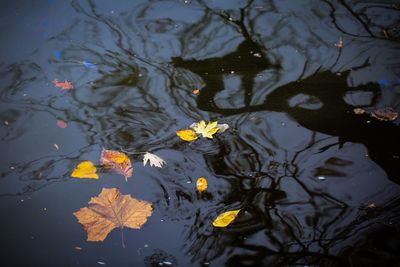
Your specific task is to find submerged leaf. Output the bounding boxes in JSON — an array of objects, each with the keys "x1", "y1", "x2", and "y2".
[
  {"x1": 100, "y1": 149, "x2": 132, "y2": 181},
  {"x1": 143, "y1": 152, "x2": 166, "y2": 168},
  {"x1": 57, "y1": 119, "x2": 67, "y2": 128},
  {"x1": 212, "y1": 209, "x2": 241, "y2": 228},
  {"x1": 176, "y1": 129, "x2": 198, "y2": 141},
  {"x1": 52, "y1": 79, "x2": 73, "y2": 90},
  {"x1": 196, "y1": 177, "x2": 207, "y2": 192},
  {"x1": 190, "y1": 120, "x2": 219, "y2": 139},
  {"x1": 371, "y1": 107, "x2": 398, "y2": 121},
  {"x1": 71, "y1": 161, "x2": 98, "y2": 179},
  {"x1": 73, "y1": 188, "x2": 152, "y2": 242}
]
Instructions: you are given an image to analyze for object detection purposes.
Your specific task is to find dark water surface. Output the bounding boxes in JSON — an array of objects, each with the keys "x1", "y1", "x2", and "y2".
[{"x1": 1, "y1": 0, "x2": 400, "y2": 266}]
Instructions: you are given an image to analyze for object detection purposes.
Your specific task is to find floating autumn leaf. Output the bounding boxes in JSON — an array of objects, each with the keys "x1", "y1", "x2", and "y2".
[
  {"x1": 57, "y1": 119, "x2": 67, "y2": 128},
  {"x1": 176, "y1": 129, "x2": 198, "y2": 141},
  {"x1": 143, "y1": 152, "x2": 166, "y2": 168},
  {"x1": 371, "y1": 107, "x2": 398, "y2": 121},
  {"x1": 71, "y1": 161, "x2": 98, "y2": 179},
  {"x1": 353, "y1": 108, "x2": 366, "y2": 115},
  {"x1": 52, "y1": 79, "x2": 73, "y2": 90},
  {"x1": 190, "y1": 120, "x2": 219, "y2": 139},
  {"x1": 73, "y1": 188, "x2": 152, "y2": 246},
  {"x1": 100, "y1": 149, "x2": 132, "y2": 181},
  {"x1": 212, "y1": 209, "x2": 241, "y2": 228},
  {"x1": 196, "y1": 177, "x2": 207, "y2": 192}
]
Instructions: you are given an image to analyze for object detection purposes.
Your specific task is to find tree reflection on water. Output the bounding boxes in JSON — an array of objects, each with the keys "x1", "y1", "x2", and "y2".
[{"x1": 0, "y1": 0, "x2": 399, "y2": 266}]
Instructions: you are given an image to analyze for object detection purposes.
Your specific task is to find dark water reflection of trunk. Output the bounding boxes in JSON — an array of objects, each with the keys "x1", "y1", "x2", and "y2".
[{"x1": 0, "y1": 0, "x2": 399, "y2": 266}]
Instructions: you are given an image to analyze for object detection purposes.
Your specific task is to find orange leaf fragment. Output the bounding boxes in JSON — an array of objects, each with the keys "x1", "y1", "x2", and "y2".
[
  {"x1": 71, "y1": 161, "x2": 98, "y2": 179},
  {"x1": 100, "y1": 148, "x2": 132, "y2": 181},
  {"x1": 176, "y1": 129, "x2": 198, "y2": 141},
  {"x1": 73, "y1": 188, "x2": 152, "y2": 242},
  {"x1": 192, "y1": 89, "x2": 200, "y2": 95},
  {"x1": 196, "y1": 177, "x2": 207, "y2": 192},
  {"x1": 52, "y1": 79, "x2": 73, "y2": 90}
]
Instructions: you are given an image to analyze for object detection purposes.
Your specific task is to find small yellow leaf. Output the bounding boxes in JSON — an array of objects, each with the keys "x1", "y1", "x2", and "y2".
[
  {"x1": 212, "y1": 209, "x2": 241, "y2": 228},
  {"x1": 71, "y1": 161, "x2": 99, "y2": 179},
  {"x1": 196, "y1": 177, "x2": 207, "y2": 192},
  {"x1": 176, "y1": 129, "x2": 198, "y2": 141}
]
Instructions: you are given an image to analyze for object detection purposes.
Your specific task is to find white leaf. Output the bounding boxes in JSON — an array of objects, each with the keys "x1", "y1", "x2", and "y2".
[
  {"x1": 216, "y1": 123, "x2": 229, "y2": 133},
  {"x1": 143, "y1": 152, "x2": 166, "y2": 168}
]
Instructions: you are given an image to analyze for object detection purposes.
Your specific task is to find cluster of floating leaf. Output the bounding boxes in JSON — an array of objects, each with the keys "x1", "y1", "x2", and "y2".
[
  {"x1": 51, "y1": 77, "x2": 238, "y2": 242},
  {"x1": 68, "y1": 119, "x2": 237, "y2": 244},
  {"x1": 71, "y1": 148, "x2": 165, "y2": 181},
  {"x1": 176, "y1": 120, "x2": 229, "y2": 141}
]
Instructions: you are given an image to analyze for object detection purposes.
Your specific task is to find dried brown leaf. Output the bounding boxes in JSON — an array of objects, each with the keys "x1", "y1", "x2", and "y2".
[{"x1": 73, "y1": 188, "x2": 152, "y2": 242}]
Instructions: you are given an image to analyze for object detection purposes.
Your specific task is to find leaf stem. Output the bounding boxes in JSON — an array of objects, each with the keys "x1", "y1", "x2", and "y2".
[{"x1": 120, "y1": 227, "x2": 125, "y2": 248}]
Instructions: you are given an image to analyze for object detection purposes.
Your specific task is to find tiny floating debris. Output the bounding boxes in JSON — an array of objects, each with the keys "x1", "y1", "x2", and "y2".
[
  {"x1": 334, "y1": 37, "x2": 343, "y2": 48},
  {"x1": 159, "y1": 261, "x2": 172, "y2": 266},
  {"x1": 353, "y1": 108, "x2": 366, "y2": 115},
  {"x1": 82, "y1": 60, "x2": 97, "y2": 68}
]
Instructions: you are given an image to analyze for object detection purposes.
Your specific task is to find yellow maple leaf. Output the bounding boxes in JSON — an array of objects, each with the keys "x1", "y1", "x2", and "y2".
[
  {"x1": 212, "y1": 209, "x2": 241, "y2": 227},
  {"x1": 191, "y1": 120, "x2": 219, "y2": 139},
  {"x1": 71, "y1": 161, "x2": 99, "y2": 179},
  {"x1": 176, "y1": 129, "x2": 198, "y2": 141}
]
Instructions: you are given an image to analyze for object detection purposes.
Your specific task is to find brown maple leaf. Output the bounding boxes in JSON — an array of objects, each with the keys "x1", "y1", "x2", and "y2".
[
  {"x1": 100, "y1": 148, "x2": 133, "y2": 181},
  {"x1": 73, "y1": 188, "x2": 152, "y2": 247}
]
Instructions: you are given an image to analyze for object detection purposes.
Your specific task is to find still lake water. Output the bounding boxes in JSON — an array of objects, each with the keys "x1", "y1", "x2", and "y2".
[{"x1": 0, "y1": 0, "x2": 400, "y2": 266}]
